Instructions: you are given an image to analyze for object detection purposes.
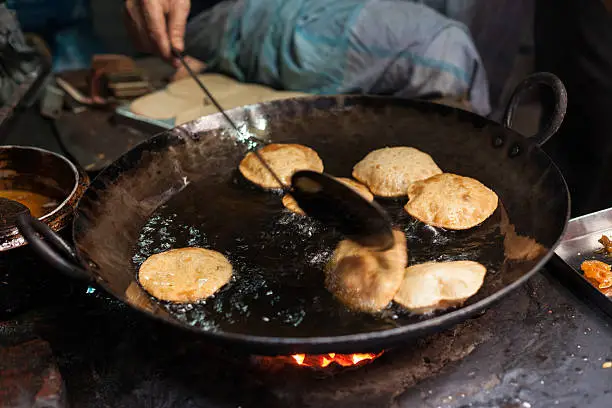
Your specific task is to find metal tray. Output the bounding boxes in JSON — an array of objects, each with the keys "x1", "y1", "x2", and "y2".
[
  {"x1": 114, "y1": 104, "x2": 173, "y2": 132},
  {"x1": 552, "y1": 207, "x2": 612, "y2": 318}
]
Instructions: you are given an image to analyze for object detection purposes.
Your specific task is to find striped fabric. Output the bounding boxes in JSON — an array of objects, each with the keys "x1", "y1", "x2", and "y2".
[{"x1": 187, "y1": 0, "x2": 490, "y2": 115}]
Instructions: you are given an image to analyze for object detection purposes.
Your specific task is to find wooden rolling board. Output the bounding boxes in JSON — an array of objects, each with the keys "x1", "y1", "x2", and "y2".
[{"x1": 116, "y1": 73, "x2": 309, "y2": 129}]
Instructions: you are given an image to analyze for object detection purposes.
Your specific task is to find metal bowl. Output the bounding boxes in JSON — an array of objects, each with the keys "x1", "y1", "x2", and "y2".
[{"x1": 0, "y1": 145, "x2": 88, "y2": 251}]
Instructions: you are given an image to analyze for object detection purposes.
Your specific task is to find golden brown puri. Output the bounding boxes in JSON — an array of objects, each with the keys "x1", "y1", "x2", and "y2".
[
  {"x1": 238, "y1": 143, "x2": 324, "y2": 189},
  {"x1": 124, "y1": 281, "x2": 159, "y2": 313},
  {"x1": 138, "y1": 247, "x2": 232, "y2": 303},
  {"x1": 282, "y1": 177, "x2": 373, "y2": 215},
  {"x1": 393, "y1": 260, "x2": 486, "y2": 314},
  {"x1": 499, "y1": 205, "x2": 546, "y2": 261},
  {"x1": 404, "y1": 173, "x2": 498, "y2": 230},
  {"x1": 281, "y1": 193, "x2": 305, "y2": 215},
  {"x1": 325, "y1": 230, "x2": 407, "y2": 313},
  {"x1": 352, "y1": 147, "x2": 442, "y2": 197}
]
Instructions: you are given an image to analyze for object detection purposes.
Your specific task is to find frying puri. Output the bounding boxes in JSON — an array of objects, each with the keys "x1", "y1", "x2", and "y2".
[
  {"x1": 325, "y1": 229, "x2": 407, "y2": 313},
  {"x1": 393, "y1": 260, "x2": 487, "y2": 314},
  {"x1": 239, "y1": 143, "x2": 324, "y2": 189},
  {"x1": 352, "y1": 146, "x2": 442, "y2": 197},
  {"x1": 138, "y1": 247, "x2": 232, "y2": 303},
  {"x1": 282, "y1": 177, "x2": 374, "y2": 215},
  {"x1": 404, "y1": 173, "x2": 498, "y2": 230}
]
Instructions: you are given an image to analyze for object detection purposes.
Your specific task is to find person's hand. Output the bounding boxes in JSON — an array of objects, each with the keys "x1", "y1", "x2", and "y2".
[{"x1": 124, "y1": 0, "x2": 191, "y2": 66}]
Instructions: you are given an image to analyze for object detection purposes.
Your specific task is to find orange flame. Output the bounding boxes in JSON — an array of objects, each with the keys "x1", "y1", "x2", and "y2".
[{"x1": 288, "y1": 352, "x2": 383, "y2": 368}]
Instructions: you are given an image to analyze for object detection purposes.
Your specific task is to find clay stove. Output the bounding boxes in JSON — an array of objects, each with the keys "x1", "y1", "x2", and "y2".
[
  {"x1": 230, "y1": 315, "x2": 491, "y2": 408},
  {"x1": 0, "y1": 282, "x2": 496, "y2": 408}
]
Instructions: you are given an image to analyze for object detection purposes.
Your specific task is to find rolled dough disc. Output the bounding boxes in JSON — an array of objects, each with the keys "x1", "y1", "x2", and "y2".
[
  {"x1": 175, "y1": 88, "x2": 308, "y2": 125},
  {"x1": 130, "y1": 90, "x2": 198, "y2": 120},
  {"x1": 166, "y1": 73, "x2": 248, "y2": 102}
]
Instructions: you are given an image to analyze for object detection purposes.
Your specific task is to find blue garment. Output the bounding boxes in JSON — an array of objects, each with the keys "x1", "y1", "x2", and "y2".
[{"x1": 186, "y1": 0, "x2": 490, "y2": 115}]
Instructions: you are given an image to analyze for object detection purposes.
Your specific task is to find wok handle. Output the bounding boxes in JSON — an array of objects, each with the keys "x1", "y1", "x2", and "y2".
[
  {"x1": 16, "y1": 213, "x2": 90, "y2": 281},
  {"x1": 503, "y1": 72, "x2": 567, "y2": 147}
]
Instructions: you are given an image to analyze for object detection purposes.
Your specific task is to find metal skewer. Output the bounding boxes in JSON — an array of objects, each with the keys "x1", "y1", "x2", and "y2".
[
  {"x1": 172, "y1": 48, "x2": 395, "y2": 251},
  {"x1": 172, "y1": 48, "x2": 287, "y2": 190}
]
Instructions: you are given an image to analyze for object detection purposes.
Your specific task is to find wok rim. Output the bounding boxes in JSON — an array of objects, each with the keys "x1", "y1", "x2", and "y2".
[{"x1": 72, "y1": 95, "x2": 571, "y2": 352}]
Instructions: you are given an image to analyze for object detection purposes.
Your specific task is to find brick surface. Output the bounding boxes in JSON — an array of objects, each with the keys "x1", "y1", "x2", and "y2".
[{"x1": 0, "y1": 339, "x2": 66, "y2": 408}]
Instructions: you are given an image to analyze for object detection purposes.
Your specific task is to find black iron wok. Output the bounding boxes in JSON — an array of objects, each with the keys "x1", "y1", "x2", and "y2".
[{"x1": 18, "y1": 73, "x2": 570, "y2": 355}]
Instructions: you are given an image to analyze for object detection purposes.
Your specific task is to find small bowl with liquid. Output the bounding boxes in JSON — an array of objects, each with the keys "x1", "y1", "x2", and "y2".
[{"x1": 0, "y1": 145, "x2": 89, "y2": 251}]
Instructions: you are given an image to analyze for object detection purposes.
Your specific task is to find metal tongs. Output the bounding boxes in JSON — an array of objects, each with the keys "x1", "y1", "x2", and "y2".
[{"x1": 172, "y1": 49, "x2": 394, "y2": 251}]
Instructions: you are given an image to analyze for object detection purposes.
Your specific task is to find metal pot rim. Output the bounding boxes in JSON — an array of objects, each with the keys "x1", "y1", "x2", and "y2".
[{"x1": 0, "y1": 145, "x2": 88, "y2": 251}]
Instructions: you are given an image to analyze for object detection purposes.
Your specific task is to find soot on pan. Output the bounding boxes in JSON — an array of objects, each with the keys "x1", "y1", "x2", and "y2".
[{"x1": 131, "y1": 171, "x2": 506, "y2": 338}]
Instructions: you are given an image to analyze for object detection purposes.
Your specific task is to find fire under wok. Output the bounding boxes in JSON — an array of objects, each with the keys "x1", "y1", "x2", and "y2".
[{"x1": 19, "y1": 73, "x2": 570, "y2": 355}]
